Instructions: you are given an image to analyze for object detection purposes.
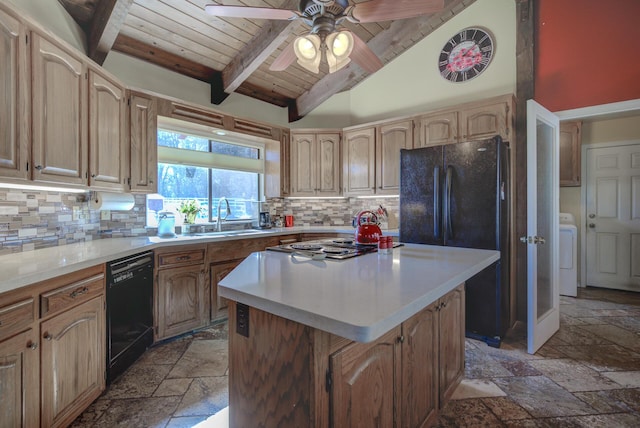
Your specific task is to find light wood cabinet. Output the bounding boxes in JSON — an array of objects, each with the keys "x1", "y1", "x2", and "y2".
[
  {"x1": 559, "y1": 121, "x2": 582, "y2": 187},
  {"x1": 0, "y1": 265, "x2": 105, "y2": 428},
  {"x1": 31, "y1": 32, "x2": 88, "y2": 186},
  {"x1": 416, "y1": 111, "x2": 458, "y2": 148},
  {"x1": 226, "y1": 284, "x2": 465, "y2": 427},
  {"x1": 343, "y1": 127, "x2": 376, "y2": 196},
  {"x1": 415, "y1": 95, "x2": 515, "y2": 148},
  {"x1": 129, "y1": 92, "x2": 158, "y2": 193},
  {"x1": 401, "y1": 300, "x2": 439, "y2": 427},
  {"x1": 210, "y1": 260, "x2": 240, "y2": 322},
  {"x1": 343, "y1": 120, "x2": 412, "y2": 196},
  {"x1": 438, "y1": 284, "x2": 465, "y2": 406},
  {"x1": 459, "y1": 98, "x2": 512, "y2": 141},
  {"x1": 330, "y1": 327, "x2": 401, "y2": 427},
  {"x1": 40, "y1": 295, "x2": 105, "y2": 428},
  {"x1": 376, "y1": 119, "x2": 413, "y2": 194},
  {"x1": 290, "y1": 131, "x2": 341, "y2": 197},
  {"x1": 155, "y1": 246, "x2": 208, "y2": 340},
  {"x1": 0, "y1": 8, "x2": 29, "y2": 181},
  {"x1": 88, "y1": 68, "x2": 128, "y2": 191},
  {"x1": 0, "y1": 329, "x2": 40, "y2": 428}
]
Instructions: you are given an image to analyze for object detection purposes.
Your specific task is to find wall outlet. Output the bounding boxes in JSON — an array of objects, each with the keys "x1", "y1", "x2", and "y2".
[
  {"x1": 100, "y1": 210, "x2": 111, "y2": 220},
  {"x1": 72, "y1": 206, "x2": 80, "y2": 221},
  {"x1": 236, "y1": 303, "x2": 250, "y2": 338}
]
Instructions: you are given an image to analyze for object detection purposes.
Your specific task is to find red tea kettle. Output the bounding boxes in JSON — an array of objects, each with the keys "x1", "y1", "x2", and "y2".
[{"x1": 354, "y1": 210, "x2": 382, "y2": 244}]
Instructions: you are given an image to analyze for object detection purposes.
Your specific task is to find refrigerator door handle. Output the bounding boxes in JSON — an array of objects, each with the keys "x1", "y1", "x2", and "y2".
[
  {"x1": 445, "y1": 165, "x2": 453, "y2": 240},
  {"x1": 434, "y1": 166, "x2": 440, "y2": 238}
]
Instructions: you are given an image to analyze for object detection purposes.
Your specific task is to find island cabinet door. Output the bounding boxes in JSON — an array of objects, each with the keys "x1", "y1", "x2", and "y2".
[
  {"x1": 438, "y1": 285, "x2": 465, "y2": 406},
  {"x1": 330, "y1": 326, "x2": 401, "y2": 428},
  {"x1": 401, "y1": 302, "x2": 439, "y2": 428}
]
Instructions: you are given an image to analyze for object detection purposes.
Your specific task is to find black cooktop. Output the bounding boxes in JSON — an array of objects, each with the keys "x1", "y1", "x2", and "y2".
[{"x1": 266, "y1": 239, "x2": 378, "y2": 260}]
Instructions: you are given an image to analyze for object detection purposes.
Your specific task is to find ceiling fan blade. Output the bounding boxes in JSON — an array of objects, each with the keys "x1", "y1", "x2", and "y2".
[
  {"x1": 352, "y1": 0, "x2": 444, "y2": 23},
  {"x1": 204, "y1": 5, "x2": 297, "y2": 20},
  {"x1": 350, "y1": 33, "x2": 383, "y2": 74},
  {"x1": 270, "y1": 43, "x2": 297, "y2": 71}
]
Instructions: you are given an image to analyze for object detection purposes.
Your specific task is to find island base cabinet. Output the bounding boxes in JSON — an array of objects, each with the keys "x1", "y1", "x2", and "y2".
[
  {"x1": 226, "y1": 284, "x2": 465, "y2": 428},
  {"x1": 40, "y1": 296, "x2": 105, "y2": 428},
  {"x1": 228, "y1": 300, "x2": 315, "y2": 428},
  {"x1": 0, "y1": 329, "x2": 40, "y2": 428},
  {"x1": 330, "y1": 327, "x2": 401, "y2": 427}
]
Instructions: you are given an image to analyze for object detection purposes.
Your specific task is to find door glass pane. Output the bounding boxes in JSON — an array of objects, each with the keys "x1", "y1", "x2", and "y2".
[{"x1": 536, "y1": 120, "x2": 554, "y2": 318}]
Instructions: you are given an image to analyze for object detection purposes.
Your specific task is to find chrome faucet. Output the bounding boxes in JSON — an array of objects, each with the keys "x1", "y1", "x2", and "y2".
[{"x1": 216, "y1": 197, "x2": 231, "y2": 232}]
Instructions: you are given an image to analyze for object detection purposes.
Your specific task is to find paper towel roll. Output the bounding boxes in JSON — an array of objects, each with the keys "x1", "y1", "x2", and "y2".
[{"x1": 90, "y1": 192, "x2": 135, "y2": 211}]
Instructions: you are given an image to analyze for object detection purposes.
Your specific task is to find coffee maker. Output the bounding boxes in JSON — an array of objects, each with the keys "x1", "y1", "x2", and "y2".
[{"x1": 259, "y1": 211, "x2": 271, "y2": 229}]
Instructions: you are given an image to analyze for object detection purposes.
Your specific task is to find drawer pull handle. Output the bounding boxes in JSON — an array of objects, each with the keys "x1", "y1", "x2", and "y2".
[
  {"x1": 43, "y1": 333, "x2": 52, "y2": 341},
  {"x1": 27, "y1": 341, "x2": 38, "y2": 350},
  {"x1": 70, "y1": 287, "x2": 89, "y2": 298},
  {"x1": 176, "y1": 256, "x2": 191, "y2": 261}
]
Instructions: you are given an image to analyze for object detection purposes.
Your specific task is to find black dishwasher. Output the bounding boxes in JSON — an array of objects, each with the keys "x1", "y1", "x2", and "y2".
[{"x1": 106, "y1": 251, "x2": 154, "y2": 384}]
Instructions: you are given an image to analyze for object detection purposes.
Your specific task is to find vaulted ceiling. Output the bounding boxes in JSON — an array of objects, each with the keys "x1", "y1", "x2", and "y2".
[{"x1": 58, "y1": 0, "x2": 475, "y2": 122}]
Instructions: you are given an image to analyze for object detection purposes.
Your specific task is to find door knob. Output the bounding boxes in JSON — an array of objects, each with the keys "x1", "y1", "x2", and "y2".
[
  {"x1": 589, "y1": 223, "x2": 596, "y2": 228},
  {"x1": 588, "y1": 213, "x2": 595, "y2": 219}
]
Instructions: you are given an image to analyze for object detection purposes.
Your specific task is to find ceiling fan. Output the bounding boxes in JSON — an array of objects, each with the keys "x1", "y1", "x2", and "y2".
[{"x1": 205, "y1": 0, "x2": 444, "y2": 74}]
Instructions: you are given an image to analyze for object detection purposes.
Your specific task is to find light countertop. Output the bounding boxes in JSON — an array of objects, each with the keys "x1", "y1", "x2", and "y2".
[
  {"x1": 0, "y1": 226, "x2": 396, "y2": 295},
  {"x1": 219, "y1": 244, "x2": 500, "y2": 343}
]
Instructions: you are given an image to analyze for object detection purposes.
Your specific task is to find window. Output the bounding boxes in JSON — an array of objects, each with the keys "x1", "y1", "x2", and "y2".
[{"x1": 146, "y1": 119, "x2": 264, "y2": 227}]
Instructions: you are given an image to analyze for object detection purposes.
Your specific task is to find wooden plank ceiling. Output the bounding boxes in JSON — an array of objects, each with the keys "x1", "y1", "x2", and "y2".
[{"x1": 58, "y1": 0, "x2": 475, "y2": 122}]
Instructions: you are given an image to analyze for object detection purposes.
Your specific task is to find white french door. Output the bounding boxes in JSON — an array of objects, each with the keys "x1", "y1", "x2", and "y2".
[
  {"x1": 585, "y1": 143, "x2": 640, "y2": 291},
  {"x1": 525, "y1": 100, "x2": 560, "y2": 354}
]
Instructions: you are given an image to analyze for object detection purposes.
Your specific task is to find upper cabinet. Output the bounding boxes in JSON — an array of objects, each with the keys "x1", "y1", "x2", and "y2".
[
  {"x1": 343, "y1": 127, "x2": 376, "y2": 196},
  {"x1": 415, "y1": 95, "x2": 515, "y2": 148},
  {"x1": 31, "y1": 33, "x2": 88, "y2": 186},
  {"x1": 376, "y1": 119, "x2": 413, "y2": 194},
  {"x1": 88, "y1": 68, "x2": 128, "y2": 191},
  {"x1": 290, "y1": 131, "x2": 341, "y2": 197},
  {"x1": 343, "y1": 120, "x2": 412, "y2": 196},
  {"x1": 0, "y1": 15, "x2": 132, "y2": 191},
  {"x1": 129, "y1": 92, "x2": 158, "y2": 193},
  {"x1": 416, "y1": 111, "x2": 458, "y2": 148},
  {"x1": 0, "y1": 8, "x2": 29, "y2": 180},
  {"x1": 559, "y1": 121, "x2": 582, "y2": 187}
]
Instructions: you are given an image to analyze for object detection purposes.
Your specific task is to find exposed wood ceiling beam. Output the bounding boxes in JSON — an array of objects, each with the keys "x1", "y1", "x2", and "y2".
[
  {"x1": 112, "y1": 34, "x2": 292, "y2": 108},
  {"x1": 88, "y1": 0, "x2": 134, "y2": 65},
  {"x1": 293, "y1": 0, "x2": 477, "y2": 120},
  {"x1": 219, "y1": 0, "x2": 301, "y2": 95}
]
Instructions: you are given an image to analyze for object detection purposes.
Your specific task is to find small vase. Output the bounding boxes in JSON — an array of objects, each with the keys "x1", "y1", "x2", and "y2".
[{"x1": 185, "y1": 213, "x2": 197, "y2": 224}]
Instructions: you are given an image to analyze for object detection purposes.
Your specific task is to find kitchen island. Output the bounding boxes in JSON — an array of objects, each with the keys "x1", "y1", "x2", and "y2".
[{"x1": 219, "y1": 243, "x2": 499, "y2": 427}]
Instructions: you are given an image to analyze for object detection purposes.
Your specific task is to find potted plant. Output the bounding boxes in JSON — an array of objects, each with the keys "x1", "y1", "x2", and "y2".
[{"x1": 178, "y1": 199, "x2": 203, "y2": 224}]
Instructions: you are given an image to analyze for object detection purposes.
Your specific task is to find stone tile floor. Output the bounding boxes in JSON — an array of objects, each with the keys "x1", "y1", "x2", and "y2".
[{"x1": 72, "y1": 287, "x2": 640, "y2": 427}]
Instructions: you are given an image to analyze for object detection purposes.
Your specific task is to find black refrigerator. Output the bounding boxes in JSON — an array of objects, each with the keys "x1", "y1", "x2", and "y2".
[{"x1": 399, "y1": 135, "x2": 510, "y2": 347}]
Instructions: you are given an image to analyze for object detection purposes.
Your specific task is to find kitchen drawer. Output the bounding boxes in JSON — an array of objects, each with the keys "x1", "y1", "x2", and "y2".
[
  {"x1": 0, "y1": 297, "x2": 35, "y2": 340},
  {"x1": 157, "y1": 247, "x2": 206, "y2": 269},
  {"x1": 40, "y1": 274, "x2": 105, "y2": 317},
  {"x1": 208, "y1": 235, "x2": 299, "y2": 262}
]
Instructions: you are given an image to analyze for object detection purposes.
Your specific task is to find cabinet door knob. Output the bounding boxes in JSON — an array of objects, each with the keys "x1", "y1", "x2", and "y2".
[
  {"x1": 35, "y1": 165, "x2": 43, "y2": 170},
  {"x1": 43, "y1": 333, "x2": 52, "y2": 341},
  {"x1": 91, "y1": 173, "x2": 96, "y2": 178},
  {"x1": 27, "y1": 341, "x2": 38, "y2": 350},
  {"x1": 589, "y1": 223, "x2": 596, "y2": 229}
]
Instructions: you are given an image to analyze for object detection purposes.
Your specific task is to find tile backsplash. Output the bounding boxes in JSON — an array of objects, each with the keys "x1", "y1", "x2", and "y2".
[
  {"x1": 0, "y1": 189, "x2": 149, "y2": 256},
  {"x1": 0, "y1": 188, "x2": 399, "y2": 255}
]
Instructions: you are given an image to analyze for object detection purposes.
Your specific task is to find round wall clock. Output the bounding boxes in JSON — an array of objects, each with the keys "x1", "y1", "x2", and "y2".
[{"x1": 438, "y1": 27, "x2": 494, "y2": 83}]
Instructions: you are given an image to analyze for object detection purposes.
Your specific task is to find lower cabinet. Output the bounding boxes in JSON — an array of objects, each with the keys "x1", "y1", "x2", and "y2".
[
  {"x1": 0, "y1": 329, "x2": 40, "y2": 428},
  {"x1": 210, "y1": 260, "x2": 241, "y2": 322},
  {"x1": 41, "y1": 296, "x2": 105, "y2": 427},
  {"x1": 0, "y1": 265, "x2": 106, "y2": 428},
  {"x1": 227, "y1": 284, "x2": 465, "y2": 427},
  {"x1": 155, "y1": 253, "x2": 208, "y2": 340}
]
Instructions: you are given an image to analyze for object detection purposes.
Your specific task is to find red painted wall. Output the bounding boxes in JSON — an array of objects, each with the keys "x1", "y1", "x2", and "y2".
[{"x1": 535, "y1": 0, "x2": 640, "y2": 112}]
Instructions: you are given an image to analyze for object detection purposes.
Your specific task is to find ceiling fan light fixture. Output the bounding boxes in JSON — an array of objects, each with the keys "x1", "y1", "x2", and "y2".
[
  {"x1": 294, "y1": 35, "x2": 322, "y2": 73},
  {"x1": 326, "y1": 30, "x2": 353, "y2": 73}
]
